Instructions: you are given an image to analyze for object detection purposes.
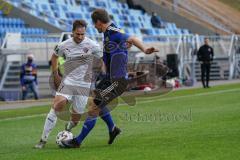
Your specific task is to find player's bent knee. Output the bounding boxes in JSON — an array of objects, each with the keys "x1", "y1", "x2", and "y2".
[
  {"x1": 88, "y1": 104, "x2": 100, "y2": 117},
  {"x1": 53, "y1": 95, "x2": 68, "y2": 112}
]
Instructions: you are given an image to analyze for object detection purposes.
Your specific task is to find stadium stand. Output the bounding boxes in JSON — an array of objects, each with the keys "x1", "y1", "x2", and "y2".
[
  {"x1": 4, "y1": 0, "x2": 190, "y2": 41},
  {"x1": 0, "y1": 9, "x2": 48, "y2": 43},
  {"x1": 151, "y1": 0, "x2": 240, "y2": 34}
]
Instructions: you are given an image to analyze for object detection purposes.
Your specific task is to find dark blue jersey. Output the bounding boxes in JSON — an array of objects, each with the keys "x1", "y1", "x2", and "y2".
[
  {"x1": 103, "y1": 23, "x2": 130, "y2": 79},
  {"x1": 20, "y1": 63, "x2": 38, "y2": 85}
]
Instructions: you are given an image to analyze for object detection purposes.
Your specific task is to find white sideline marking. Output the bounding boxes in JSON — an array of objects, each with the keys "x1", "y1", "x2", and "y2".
[
  {"x1": 0, "y1": 88, "x2": 239, "y2": 122},
  {"x1": 0, "y1": 114, "x2": 46, "y2": 122},
  {"x1": 139, "y1": 88, "x2": 240, "y2": 104}
]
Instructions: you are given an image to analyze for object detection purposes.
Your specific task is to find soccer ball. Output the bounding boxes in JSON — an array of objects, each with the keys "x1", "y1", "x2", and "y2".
[
  {"x1": 56, "y1": 130, "x2": 73, "y2": 147},
  {"x1": 143, "y1": 87, "x2": 152, "y2": 94}
]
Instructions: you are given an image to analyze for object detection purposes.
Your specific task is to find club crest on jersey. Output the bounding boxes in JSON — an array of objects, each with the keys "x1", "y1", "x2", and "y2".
[
  {"x1": 83, "y1": 47, "x2": 89, "y2": 53},
  {"x1": 65, "y1": 48, "x2": 71, "y2": 55},
  {"x1": 105, "y1": 36, "x2": 109, "y2": 42}
]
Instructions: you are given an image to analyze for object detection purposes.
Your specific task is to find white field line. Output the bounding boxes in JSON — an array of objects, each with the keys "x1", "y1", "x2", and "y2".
[
  {"x1": 138, "y1": 88, "x2": 240, "y2": 104},
  {"x1": 0, "y1": 88, "x2": 239, "y2": 122},
  {"x1": 0, "y1": 114, "x2": 46, "y2": 122}
]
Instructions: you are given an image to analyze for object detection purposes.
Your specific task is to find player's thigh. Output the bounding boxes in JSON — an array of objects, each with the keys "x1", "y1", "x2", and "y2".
[
  {"x1": 94, "y1": 78, "x2": 127, "y2": 107},
  {"x1": 72, "y1": 95, "x2": 89, "y2": 114},
  {"x1": 53, "y1": 94, "x2": 70, "y2": 112}
]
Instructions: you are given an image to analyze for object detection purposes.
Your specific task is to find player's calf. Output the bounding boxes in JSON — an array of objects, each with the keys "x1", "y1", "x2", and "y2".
[{"x1": 34, "y1": 96, "x2": 67, "y2": 149}]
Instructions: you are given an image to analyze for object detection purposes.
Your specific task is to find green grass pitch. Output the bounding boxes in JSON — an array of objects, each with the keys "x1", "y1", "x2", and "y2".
[{"x1": 0, "y1": 83, "x2": 240, "y2": 160}]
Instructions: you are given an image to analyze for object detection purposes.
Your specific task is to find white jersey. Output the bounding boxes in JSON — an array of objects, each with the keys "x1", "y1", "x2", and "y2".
[{"x1": 54, "y1": 37, "x2": 102, "y2": 87}]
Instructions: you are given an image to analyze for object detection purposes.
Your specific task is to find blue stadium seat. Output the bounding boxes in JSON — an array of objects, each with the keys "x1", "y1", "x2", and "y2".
[
  {"x1": 48, "y1": 17, "x2": 56, "y2": 25},
  {"x1": 41, "y1": 4, "x2": 49, "y2": 11},
  {"x1": 111, "y1": 8, "x2": 119, "y2": 14},
  {"x1": 95, "y1": 1, "x2": 107, "y2": 8},
  {"x1": 2, "y1": 0, "x2": 190, "y2": 42}
]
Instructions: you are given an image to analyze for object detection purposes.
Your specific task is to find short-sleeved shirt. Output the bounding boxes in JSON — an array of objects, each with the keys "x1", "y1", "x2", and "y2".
[
  {"x1": 54, "y1": 37, "x2": 102, "y2": 87},
  {"x1": 20, "y1": 63, "x2": 37, "y2": 85},
  {"x1": 103, "y1": 23, "x2": 130, "y2": 79},
  {"x1": 54, "y1": 37, "x2": 102, "y2": 60}
]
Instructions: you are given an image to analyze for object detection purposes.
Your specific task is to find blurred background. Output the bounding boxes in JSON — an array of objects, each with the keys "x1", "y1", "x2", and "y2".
[{"x1": 0, "y1": 0, "x2": 239, "y2": 101}]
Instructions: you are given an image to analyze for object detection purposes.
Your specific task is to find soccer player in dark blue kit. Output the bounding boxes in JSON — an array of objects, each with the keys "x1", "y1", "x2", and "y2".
[
  {"x1": 62, "y1": 9, "x2": 158, "y2": 148},
  {"x1": 20, "y1": 54, "x2": 39, "y2": 100}
]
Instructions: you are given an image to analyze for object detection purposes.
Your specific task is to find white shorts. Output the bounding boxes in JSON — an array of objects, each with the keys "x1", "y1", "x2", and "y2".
[{"x1": 55, "y1": 92, "x2": 88, "y2": 114}]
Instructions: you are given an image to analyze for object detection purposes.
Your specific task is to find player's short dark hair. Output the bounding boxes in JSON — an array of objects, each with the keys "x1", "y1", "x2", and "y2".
[
  {"x1": 91, "y1": 9, "x2": 110, "y2": 24},
  {"x1": 72, "y1": 20, "x2": 87, "y2": 31}
]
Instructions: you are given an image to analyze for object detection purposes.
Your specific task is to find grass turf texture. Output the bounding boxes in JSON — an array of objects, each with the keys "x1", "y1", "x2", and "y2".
[{"x1": 0, "y1": 83, "x2": 240, "y2": 160}]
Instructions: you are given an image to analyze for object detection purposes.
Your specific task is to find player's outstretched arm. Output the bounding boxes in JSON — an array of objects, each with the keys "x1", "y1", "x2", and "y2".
[{"x1": 127, "y1": 36, "x2": 159, "y2": 54}]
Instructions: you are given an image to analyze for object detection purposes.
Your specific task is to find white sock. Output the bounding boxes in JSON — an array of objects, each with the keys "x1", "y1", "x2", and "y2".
[
  {"x1": 41, "y1": 108, "x2": 57, "y2": 141},
  {"x1": 66, "y1": 121, "x2": 78, "y2": 131}
]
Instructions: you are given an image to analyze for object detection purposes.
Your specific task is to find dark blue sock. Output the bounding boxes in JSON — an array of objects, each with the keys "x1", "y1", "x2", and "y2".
[
  {"x1": 101, "y1": 110, "x2": 115, "y2": 133},
  {"x1": 76, "y1": 117, "x2": 97, "y2": 144}
]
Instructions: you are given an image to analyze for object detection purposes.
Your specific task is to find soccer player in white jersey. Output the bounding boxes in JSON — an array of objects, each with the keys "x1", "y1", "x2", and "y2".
[{"x1": 35, "y1": 20, "x2": 119, "y2": 149}]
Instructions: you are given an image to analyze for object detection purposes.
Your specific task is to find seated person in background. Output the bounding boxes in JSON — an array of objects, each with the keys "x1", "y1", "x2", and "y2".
[
  {"x1": 151, "y1": 12, "x2": 164, "y2": 28},
  {"x1": 20, "y1": 54, "x2": 39, "y2": 100},
  {"x1": 126, "y1": 0, "x2": 146, "y2": 14}
]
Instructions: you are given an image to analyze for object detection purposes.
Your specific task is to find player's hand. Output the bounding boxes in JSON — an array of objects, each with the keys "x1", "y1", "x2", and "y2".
[
  {"x1": 22, "y1": 86, "x2": 26, "y2": 91},
  {"x1": 144, "y1": 47, "x2": 159, "y2": 54}
]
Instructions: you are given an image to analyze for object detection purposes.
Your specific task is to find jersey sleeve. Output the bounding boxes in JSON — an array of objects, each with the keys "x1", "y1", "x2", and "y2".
[
  {"x1": 53, "y1": 44, "x2": 65, "y2": 57},
  {"x1": 91, "y1": 42, "x2": 103, "y2": 58},
  {"x1": 122, "y1": 33, "x2": 130, "y2": 41},
  {"x1": 120, "y1": 29, "x2": 130, "y2": 41}
]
